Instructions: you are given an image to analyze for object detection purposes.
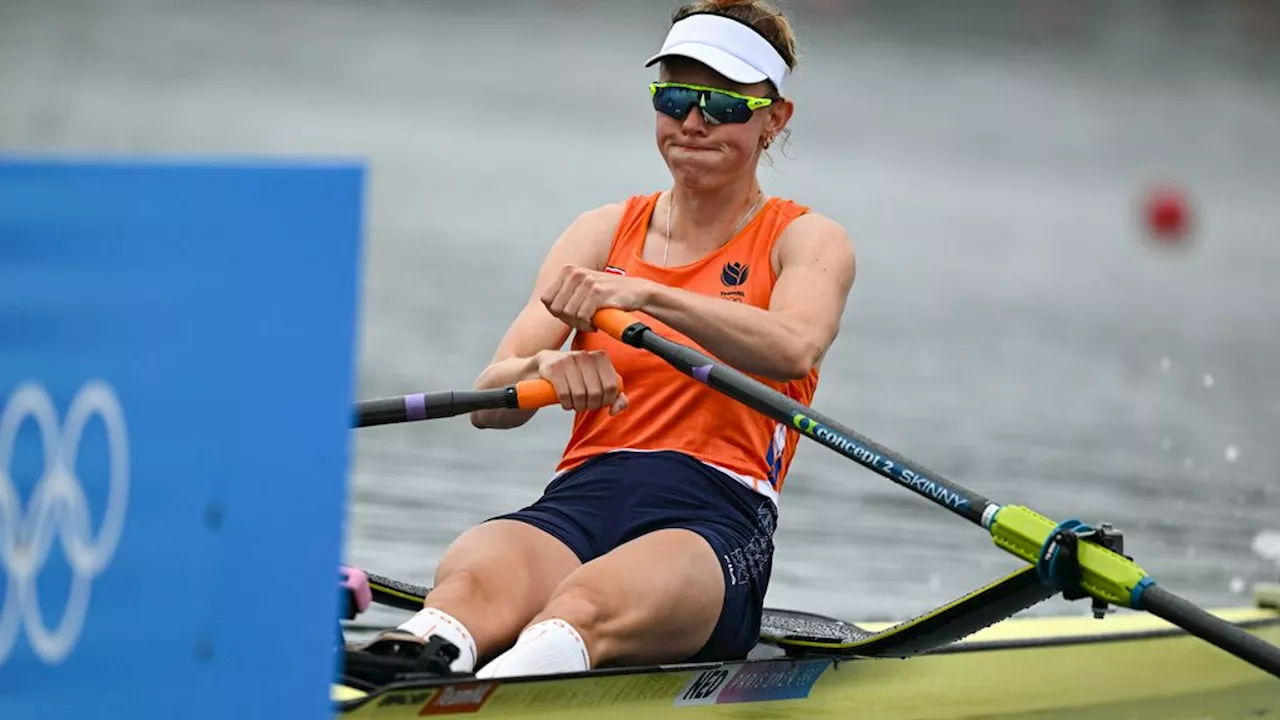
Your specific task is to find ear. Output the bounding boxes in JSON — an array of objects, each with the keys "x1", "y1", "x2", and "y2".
[{"x1": 762, "y1": 99, "x2": 794, "y2": 145}]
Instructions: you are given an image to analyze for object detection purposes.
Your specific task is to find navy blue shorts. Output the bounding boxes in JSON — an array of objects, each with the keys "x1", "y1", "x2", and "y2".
[{"x1": 488, "y1": 450, "x2": 777, "y2": 662}]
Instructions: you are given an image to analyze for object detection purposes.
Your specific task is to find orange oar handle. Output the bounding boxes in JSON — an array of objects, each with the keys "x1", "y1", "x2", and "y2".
[
  {"x1": 593, "y1": 308, "x2": 644, "y2": 341},
  {"x1": 512, "y1": 376, "x2": 625, "y2": 410},
  {"x1": 513, "y1": 379, "x2": 559, "y2": 409}
]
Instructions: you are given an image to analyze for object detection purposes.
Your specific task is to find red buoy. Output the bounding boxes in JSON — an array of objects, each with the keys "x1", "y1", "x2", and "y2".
[{"x1": 1143, "y1": 184, "x2": 1192, "y2": 243}]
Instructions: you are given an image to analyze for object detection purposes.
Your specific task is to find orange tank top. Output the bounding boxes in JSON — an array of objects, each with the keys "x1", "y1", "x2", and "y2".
[{"x1": 555, "y1": 192, "x2": 820, "y2": 506}]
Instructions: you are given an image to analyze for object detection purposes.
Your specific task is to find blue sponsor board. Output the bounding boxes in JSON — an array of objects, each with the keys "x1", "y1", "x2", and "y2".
[{"x1": 0, "y1": 157, "x2": 365, "y2": 718}]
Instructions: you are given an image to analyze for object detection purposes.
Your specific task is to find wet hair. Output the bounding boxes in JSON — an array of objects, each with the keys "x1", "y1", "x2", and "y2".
[{"x1": 671, "y1": 0, "x2": 800, "y2": 90}]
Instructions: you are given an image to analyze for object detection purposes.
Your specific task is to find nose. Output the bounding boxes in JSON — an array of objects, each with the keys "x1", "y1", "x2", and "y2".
[{"x1": 680, "y1": 102, "x2": 709, "y2": 133}]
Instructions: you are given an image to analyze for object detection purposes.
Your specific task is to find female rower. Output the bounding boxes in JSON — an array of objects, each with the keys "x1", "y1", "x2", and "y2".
[{"x1": 385, "y1": 0, "x2": 856, "y2": 678}]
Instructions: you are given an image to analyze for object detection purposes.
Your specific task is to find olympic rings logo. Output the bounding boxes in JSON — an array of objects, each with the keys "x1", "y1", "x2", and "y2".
[{"x1": 0, "y1": 380, "x2": 129, "y2": 666}]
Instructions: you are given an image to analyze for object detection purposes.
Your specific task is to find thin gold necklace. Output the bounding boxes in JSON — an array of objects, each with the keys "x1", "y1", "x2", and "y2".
[{"x1": 664, "y1": 191, "x2": 765, "y2": 266}]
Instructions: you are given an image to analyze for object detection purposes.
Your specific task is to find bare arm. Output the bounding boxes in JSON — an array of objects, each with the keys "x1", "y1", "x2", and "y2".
[
  {"x1": 470, "y1": 203, "x2": 623, "y2": 428},
  {"x1": 642, "y1": 213, "x2": 856, "y2": 380}
]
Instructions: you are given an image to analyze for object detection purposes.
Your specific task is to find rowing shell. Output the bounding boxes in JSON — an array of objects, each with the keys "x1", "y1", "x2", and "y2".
[{"x1": 333, "y1": 577, "x2": 1280, "y2": 719}]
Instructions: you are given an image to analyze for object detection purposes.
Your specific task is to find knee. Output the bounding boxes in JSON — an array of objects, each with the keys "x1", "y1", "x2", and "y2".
[
  {"x1": 432, "y1": 567, "x2": 486, "y2": 602},
  {"x1": 537, "y1": 582, "x2": 613, "y2": 641},
  {"x1": 430, "y1": 568, "x2": 509, "y2": 620},
  {"x1": 428, "y1": 568, "x2": 533, "y2": 646}
]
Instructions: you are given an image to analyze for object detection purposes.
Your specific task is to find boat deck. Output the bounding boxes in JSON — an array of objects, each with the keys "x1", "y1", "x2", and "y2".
[{"x1": 335, "y1": 593, "x2": 1280, "y2": 719}]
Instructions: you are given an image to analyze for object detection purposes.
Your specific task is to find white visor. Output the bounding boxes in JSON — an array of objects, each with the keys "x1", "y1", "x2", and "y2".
[{"x1": 644, "y1": 13, "x2": 790, "y2": 97}]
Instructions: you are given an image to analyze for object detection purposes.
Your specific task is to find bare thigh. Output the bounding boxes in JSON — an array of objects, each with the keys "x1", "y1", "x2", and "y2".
[
  {"x1": 428, "y1": 519, "x2": 581, "y2": 662},
  {"x1": 531, "y1": 528, "x2": 724, "y2": 667}
]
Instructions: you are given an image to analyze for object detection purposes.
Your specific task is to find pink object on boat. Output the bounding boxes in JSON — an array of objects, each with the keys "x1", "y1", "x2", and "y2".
[{"x1": 342, "y1": 565, "x2": 372, "y2": 615}]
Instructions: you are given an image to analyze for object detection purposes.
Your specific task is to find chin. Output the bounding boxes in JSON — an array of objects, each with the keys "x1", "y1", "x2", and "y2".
[
  {"x1": 667, "y1": 149, "x2": 737, "y2": 178},
  {"x1": 669, "y1": 162, "x2": 725, "y2": 188},
  {"x1": 670, "y1": 159, "x2": 747, "y2": 188}
]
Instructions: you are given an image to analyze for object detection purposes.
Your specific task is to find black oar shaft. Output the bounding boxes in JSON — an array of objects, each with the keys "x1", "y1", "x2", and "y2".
[
  {"x1": 592, "y1": 309, "x2": 1280, "y2": 680},
  {"x1": 354, "y1": 389, "x2": 498, "y2": 427},
  {"x1": 616, "y1": 320, "x2": 994, "y2": 526},
  {"x1": 1141, "y1": 585, "x2": 1280, "y2": 677},
  {"x1": 353, "y1": 379, "x2": 559, "y2": 427}
]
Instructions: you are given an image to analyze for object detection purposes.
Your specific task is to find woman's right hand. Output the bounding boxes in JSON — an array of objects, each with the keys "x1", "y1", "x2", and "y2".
[{"x1": 535, "y1": 349, "x2": 629, "y2": 416}]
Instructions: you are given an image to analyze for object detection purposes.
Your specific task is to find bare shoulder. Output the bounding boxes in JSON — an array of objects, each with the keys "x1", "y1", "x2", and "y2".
[
  {"x1": 773, "y1": 210, "x2": 857, "y2": 279},
  {"x1": 550, "y1": 201, "x2": 629, "y2": 271},
  {"x1": 783, "y1": 212, "x2": 855, "y2": 254},
  {"x1": 575, "y1": 201, "x2": 628, "y2": 228}
]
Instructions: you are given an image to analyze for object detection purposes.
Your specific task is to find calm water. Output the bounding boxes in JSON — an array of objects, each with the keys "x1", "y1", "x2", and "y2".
[{"x1": 3, "y1": 0, "x2": 1278, "y2": 627}]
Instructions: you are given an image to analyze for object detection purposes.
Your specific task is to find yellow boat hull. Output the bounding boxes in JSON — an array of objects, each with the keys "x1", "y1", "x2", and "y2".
[{"x1": 334, "y1": 602, "x2": 1280, "y2": 719}]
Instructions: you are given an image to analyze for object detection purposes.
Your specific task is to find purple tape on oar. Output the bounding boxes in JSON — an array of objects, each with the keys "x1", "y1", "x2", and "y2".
[
  {"x1": 341, "y1": 565, "x2": 372, "y2": 616},
  {"x1": 404, "y1": 393, "x2": 427, "y2": 421},
  {"x1": 692, "y1": 364, "x2": 713, "y2": 384}
]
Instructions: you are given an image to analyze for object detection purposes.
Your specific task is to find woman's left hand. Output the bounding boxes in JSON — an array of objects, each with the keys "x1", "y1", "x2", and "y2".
[{"x1": 540, "y1": 264, "x2": 654, "y2": 333}]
